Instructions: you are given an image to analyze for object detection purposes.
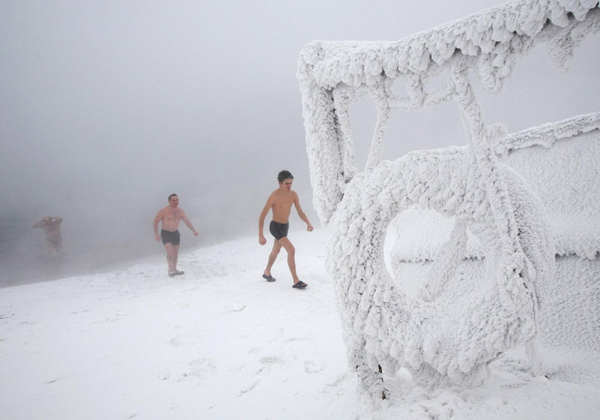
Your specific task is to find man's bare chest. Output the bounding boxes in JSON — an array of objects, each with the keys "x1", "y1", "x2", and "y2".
[
  {"x1": 164, "y1": 209, "x2": 181, "y2": 221},
  {"x1": 274, "y1": 197, "x2": 294, "y2": 211},
  {"x1": 43, "y1": 225, "x2": 59, "y2": 233}
]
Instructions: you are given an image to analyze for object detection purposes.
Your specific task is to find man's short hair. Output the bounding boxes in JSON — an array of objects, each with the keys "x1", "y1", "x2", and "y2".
[
  {"x1": 277, "y1": 170, "x2": 294, "y2": 183},
  {"x1": 168, "y1": 194, "x2": 178, "y2": 202}
]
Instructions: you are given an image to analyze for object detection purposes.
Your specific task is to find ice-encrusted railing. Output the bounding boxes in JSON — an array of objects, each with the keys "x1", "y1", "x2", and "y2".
[
  {"x1": 495, "y1": 111, "x2": 600, "y2": 156},
  {"x1": 297, "y1": 0, "x2": 599, "y2": 402}
]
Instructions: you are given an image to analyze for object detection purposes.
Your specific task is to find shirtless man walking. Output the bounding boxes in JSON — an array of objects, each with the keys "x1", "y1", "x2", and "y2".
[
  {"x1": 32, "y1": 216, "x2": 63, "y2": 253},
  {"x1": 258, "y1": 170, "x2": 313, "y2": 289},
  {"x1": 153, "y1": 194, "x2": 198, "y2": 277}
]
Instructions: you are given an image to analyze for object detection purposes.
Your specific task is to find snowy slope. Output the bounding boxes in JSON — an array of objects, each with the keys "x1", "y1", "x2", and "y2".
[{"x1": 1, "y1": 229, "x2": 600, "y2": 420}]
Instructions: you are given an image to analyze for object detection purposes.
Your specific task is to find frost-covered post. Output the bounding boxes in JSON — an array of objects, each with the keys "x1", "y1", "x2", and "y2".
[{"x1": 298, "y1": 0, "x2": 600, "y2": 403}]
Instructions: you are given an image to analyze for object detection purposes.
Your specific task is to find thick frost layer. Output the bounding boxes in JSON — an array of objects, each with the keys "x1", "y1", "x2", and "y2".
[
  {"x1": 392, "y1": 117, "x2": 600, "y2": 263},
  {"x1": 391, "y1": 125, "x2": 600, "y2": 356},
  {"x1": 298, "y1": 0, "x2": 599, "y2": 403}
]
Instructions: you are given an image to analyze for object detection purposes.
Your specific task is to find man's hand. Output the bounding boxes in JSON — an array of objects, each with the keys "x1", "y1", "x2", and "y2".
[
  {"x1": 307, "y1": 224, "x2": 314, "y2": 232},
  {"x1": 259, "y1": 236, "x2": 267, "y2": 245},
  {"x1": 155, "y1": 233, "x2": 161, "y2": 242},
  {"x1": 193, "y1": 230, "x2": 199, "y2": 237}
]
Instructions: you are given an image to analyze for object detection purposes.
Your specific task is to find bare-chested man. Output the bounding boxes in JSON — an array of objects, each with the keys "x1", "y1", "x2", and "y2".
[
  {"x1": 32, "y1": 216, "x2": 63, "y2": 253},
  {"x1": 153, "y1": 194, "x2": 198, "y2": 277},
  {"x1": 258, "y1": 170, "x2": 313, "y2": 289}
]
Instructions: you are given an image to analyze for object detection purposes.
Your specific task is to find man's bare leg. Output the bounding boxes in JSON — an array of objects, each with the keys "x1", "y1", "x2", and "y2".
[
  {"x1": 164, "y1": 243, "x2": 176, "y2": 271},
  {"x1": 264, "y1": 240, "x2": 282, "y2": 276},
  {"x1": 173, "y1": 245, "x2": 180, "y2": 272},
  {"x1": 45, "y1": 240, "x2": 61, "y2": 255},
  {"x1": 278, "y1": 237, "x2": 302, "y2": 284}
]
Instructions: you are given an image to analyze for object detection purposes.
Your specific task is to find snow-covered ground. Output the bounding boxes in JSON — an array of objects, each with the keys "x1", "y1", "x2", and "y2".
[{"x1": 1, "y1": 229, "x2": 599, "y2": 420}]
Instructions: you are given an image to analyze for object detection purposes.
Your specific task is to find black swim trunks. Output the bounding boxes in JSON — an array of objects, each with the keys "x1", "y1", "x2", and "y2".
[
  {"x1": 269, "y1": 221, "x2": 289, "y2": 240},
  {"x1": 161, "y1": 229, "x2": 181, "y2": 245}
]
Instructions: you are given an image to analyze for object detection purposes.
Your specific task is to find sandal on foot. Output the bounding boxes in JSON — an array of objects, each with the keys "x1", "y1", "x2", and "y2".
[
  {"x1": 292, "y1": 281, "x2": 307, "y2": 289},
  {"x1": 168, "y1": 270, "x2": 177, "y2": 277},
  {"x1": 174, "y1": 270, "x2": 184, "y2": 276},
  {"x1": 262, "y1": 274, "x2": 276, "y2": 282}
]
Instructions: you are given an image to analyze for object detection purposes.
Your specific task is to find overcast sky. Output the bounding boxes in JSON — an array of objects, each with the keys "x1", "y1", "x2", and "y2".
[{"x1": 1, "y1": 0, "x2": 598, "y2": 285}]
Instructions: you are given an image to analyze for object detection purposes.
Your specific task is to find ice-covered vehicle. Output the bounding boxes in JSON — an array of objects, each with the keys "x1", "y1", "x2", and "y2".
[{"x1": 298, "y1": 0, "x2": 600, "y2": 401}]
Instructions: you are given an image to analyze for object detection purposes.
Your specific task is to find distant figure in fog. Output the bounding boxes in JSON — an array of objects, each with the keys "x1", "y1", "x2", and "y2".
[
  {"x1": 258, "y1": 170, "x2": 313, "y2": 289},
  {"x1": 153, "y1": 194, "x2": 198, "y2": 277},
  {"x1": 32, "y1": 216, "x2": 63, "y2": 253}
]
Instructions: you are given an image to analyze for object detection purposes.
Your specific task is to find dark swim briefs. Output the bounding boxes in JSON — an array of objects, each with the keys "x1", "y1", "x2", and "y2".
[
  {"x1": 269, "y1": 221, "x2": 289, "y2": 240},
  {"x1": 161, "y1": 229, "x2": 181, "y2": 245}
]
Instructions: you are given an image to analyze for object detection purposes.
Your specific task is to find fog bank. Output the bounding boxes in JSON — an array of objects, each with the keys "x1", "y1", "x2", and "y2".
[{"x1": 1, "y1": 0, "x2": 598, "y2": 286}]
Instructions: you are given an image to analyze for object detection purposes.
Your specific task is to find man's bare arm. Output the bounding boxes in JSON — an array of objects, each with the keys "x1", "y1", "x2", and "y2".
[
  {"x1": 294, "y1": 193, "x2": 313, "y2": 231},
  {"x1": 181, "y1": 211, "x2": 198, "y2": 236},
  {"x1": 32, "y1": 219, "x2": 45, "y2": 228},
  {"x1": 258, "y1": 195, "x2": 275, "y2": 245},
  {"x1": 153, "y1": 209, "x2": 164, "y2": 241}
]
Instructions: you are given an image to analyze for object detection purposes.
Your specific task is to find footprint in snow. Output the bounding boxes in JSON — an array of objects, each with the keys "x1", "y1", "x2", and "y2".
[
  {"x1": 239, "y1": 380, "x2": 259, "y2": 396},
  {"x1": 285, "y1": 336, "x2": 308, "y2": 343},
  {"x1": 260, "y1": 356, "x2": 285, "y2": 365},
  {"x1": 162, "y1": 358, "x2": 217, "y2": 387},
  {"x1": 228, "y1": 301, "x2": 246, "y2": 312},
  {"x1": 255, "y1": 355, "x2": 286, "y2": 375},
  {"x1": 304, "y1": 360, "x2": 325, "y2": 373},
  {"x1": 177, "y1": 358, "x2": 218, "y2": 385}
]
